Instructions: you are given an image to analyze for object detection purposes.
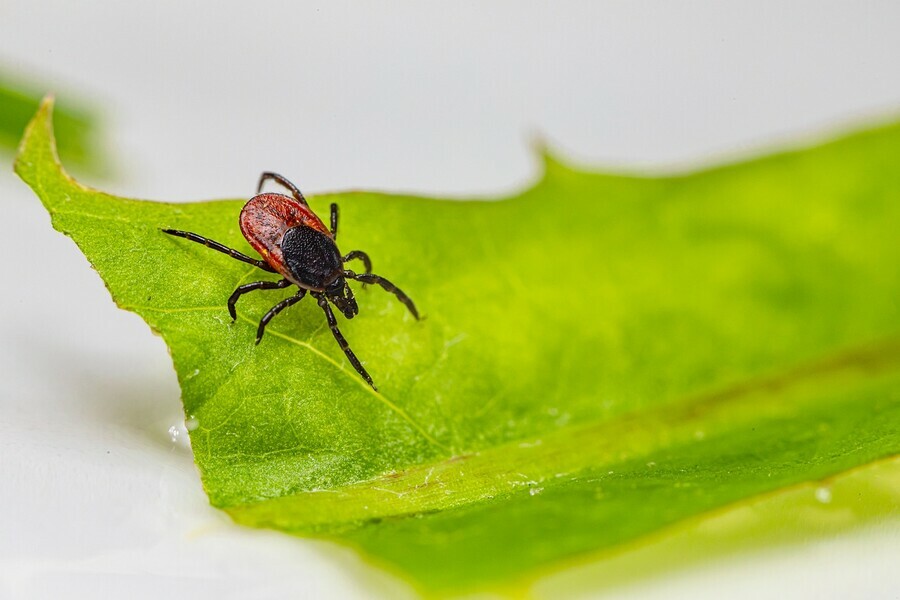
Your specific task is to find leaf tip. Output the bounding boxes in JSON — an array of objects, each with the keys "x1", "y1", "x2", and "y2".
[
  {"x1": 527, "y1": 133, "x2": 570, "y2": 182},
  {"x1": 526, "y1": 130, "x2": 550, "y2": 158},
  {"x1": 14, "y1": 93, "x2": 89, "y2": 197},
  {"x1": 14, "y1": 93, "x2": 58, "y2": 177}
]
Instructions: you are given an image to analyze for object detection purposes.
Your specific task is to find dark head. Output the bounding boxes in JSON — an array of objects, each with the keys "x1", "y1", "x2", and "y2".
[{"x1": 326, "y1": 276, "x2": 358, "y2": 319}]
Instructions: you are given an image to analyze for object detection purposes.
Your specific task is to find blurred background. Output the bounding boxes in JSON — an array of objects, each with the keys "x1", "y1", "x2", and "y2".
[{"x1": 1, "y1": 2, "x2": 898, "y2": 598}]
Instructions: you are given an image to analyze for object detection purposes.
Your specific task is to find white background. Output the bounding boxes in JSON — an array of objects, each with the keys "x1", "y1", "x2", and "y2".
[{"x1": 1, "y1": 2, "x2": 899, "y2": 599}]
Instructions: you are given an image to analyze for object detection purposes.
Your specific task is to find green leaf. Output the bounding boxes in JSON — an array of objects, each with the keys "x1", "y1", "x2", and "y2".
[{"x1": 16, "y1": 97, "x2": 900, "y2": 595}]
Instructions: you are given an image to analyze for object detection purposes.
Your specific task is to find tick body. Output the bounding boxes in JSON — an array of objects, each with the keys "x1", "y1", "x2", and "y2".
[{"x1": 162, "y1": 172, "x2": 418, "y2": 390}]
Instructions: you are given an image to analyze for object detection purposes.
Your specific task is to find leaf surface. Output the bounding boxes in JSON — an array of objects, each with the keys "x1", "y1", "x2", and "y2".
[{"x1": 16, "y1": 98, "x2": 900, "y2": 594}]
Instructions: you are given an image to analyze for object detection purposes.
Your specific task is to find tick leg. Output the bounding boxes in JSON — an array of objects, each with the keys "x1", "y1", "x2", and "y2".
[
  {"x1": 161, "y1": 229, "x2": 276, "y2": 273},
  {"x1": 330, "y1": 203, "x2": 339, "y2": 238},
  {"x1": 344, "y1": 270, "x2": 419, "y2": 319},
  {"x1": 314, "y1": 292, "x2": 376, "y2": 390},
  {"x1": 256, "y1": 288, "x2": 307, "y2": 344},
  {"x1": 257, "y1": 172, "x2": 308, "y2": 206},
  {"x1": 228, "y1": 279, "x2": 291, "y2": 321},
  {"x1": 342, "y1": 250, "x2": 372, "y2": 275}
]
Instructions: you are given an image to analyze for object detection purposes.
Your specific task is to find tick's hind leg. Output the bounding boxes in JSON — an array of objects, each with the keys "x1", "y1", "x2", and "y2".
[
  {"x1": 161, "y1": 229, "x2": 276, "y2": 273},
  {"x1": 257, "y1": 172, "x2": 308, "y2": 206},
  {"x1": 344, "y1": 270, "x2": 418, "y2": 319},
  {"x1": 313, "y1": 292, "x2": 376, "y2": 390},
  {"x1": 228, "y1": 279, "x2": 291, "y2": 321},
  {"x1": 256, "y1": 288, "x2": 307, "y2": 344}
]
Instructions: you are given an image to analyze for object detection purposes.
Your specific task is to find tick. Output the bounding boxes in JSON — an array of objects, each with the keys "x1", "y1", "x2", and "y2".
[{"x1": 162, "y1": 172, "x2": 418, "y2": 390}]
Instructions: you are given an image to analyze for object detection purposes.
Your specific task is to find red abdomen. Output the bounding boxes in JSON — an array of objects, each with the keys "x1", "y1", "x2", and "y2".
[{"x1": 239, "y1": 193, "x2": 331, "y2": 280}]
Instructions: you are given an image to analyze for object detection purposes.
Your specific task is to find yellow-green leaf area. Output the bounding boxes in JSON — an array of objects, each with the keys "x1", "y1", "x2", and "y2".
[{"x1": 15, "y1": 98, "x2": 900, "y2": 594}]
